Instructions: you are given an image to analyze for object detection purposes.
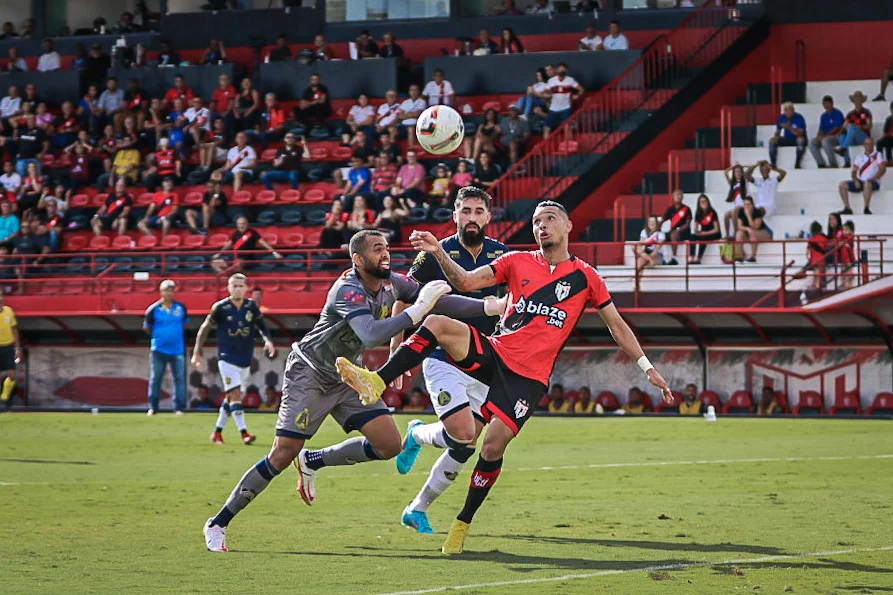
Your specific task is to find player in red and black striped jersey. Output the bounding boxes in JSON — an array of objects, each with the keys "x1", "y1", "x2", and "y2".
[
  {"x1": 661, "y1": 189, "x2": 692, "y2": 265},
  {"x1": 337, "y1": 191, "x2": 673, "y2": 555}
]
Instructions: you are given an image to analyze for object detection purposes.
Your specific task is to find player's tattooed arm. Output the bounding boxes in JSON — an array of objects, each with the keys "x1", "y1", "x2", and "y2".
[{"x1": 409, "y1": 230, "x2": 497, "y2": 291}]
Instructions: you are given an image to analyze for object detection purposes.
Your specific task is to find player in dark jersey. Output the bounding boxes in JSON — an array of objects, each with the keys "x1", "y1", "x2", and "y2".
[
  {"x1": 192, "y1": 273, "x2": 275, "y2": 446},
  {"x1": 203, "y1": 230, "x2": 503, "y2": 552},
  {"x1": 337, "y1": 195, "x2": 673, "y2": 555},
  {"x1": 392, "y1": 188, "x2": 507, "y2": 534}
]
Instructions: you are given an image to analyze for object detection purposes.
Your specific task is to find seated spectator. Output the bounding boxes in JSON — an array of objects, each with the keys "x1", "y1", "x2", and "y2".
[
  {"x1": 755, "y1": 387, "x2": 783, "y2": 416},
  {"x1": 84, "y1": 44, "x2": 110, "y2": 89},
  {"x1": 374, "y1": 194, "x2": 407, "y2": 244},
  {"x1": 72, "y1": 42, "x2": 88, "y2": 71},
  {"x1": 398, "y1": 84, "x2": 427, "y2": 146},
  {"x1": 22, "y1": 83, "x2": 40, "y2": 113},
  {"x1": 343, "y1": 93, "x2": 376, "y2": 145},
  {"x1": 527, "y1": 0, "x2": 553, "y2": 13},
  {"x1": 37, "y1": 38, "x2": 60, "y2": 72},
  {"x1": 877, "y1": 100, "x2": 893, "y2": 164},
  {"x1": 348, "y1": 129, "x2": 376, "y2": 166},
  {"x1": 378, "y1": 32, "x2": 405, "y2": 61},
  {"x1": 769, "y1": 101, "x2": 806, "y2": 169},
  {"x1": 573, "y1": 386, "x2": 595, "y2": 414},
  {"x1": 516, "y1": 68, "x2": 549, "y2": 121},
  {"x1": 251, "y1": 286, "x2": 266, "y2": 311},
  {"x1": 320, "y1": 199, "x2": 346, "y2": 249},
  {"x1": 199, "y1": 117, "x2": 229, "y2": 171},
  {"x1": 576, "y1": 0, "x2": 600, "y2": 12},
  {"x1": 13, "y1": 115, "x2": 48, "y2": 177},
  {"x1": 428, "y1": 164, "x2": 451, "y2": 211},
  {"x1": 836, "y1": 91, "x2": 873, "y2": 167},
  {"x1": 376, "y1": 130, "x2": 402, "y2": 166},
  {"x1": 17, "y1": 162, "x2": 44, "y2": 214},
  {"x1": 473, "y1": 151, "x2": 500, "y2": 190},
  {"x1": 344, "y1": 195, "x2": 375, "y2": 243},
  {"x1": 809, "y1": 95, "x2": 845, "y2": 168},
  {"x1": 402, "y1": 387, "x2": 428, "y2": 412},
  {"x1": 451, "y1": 159, "x2": 473, "y2": 189},
  {"x1": 78, "y1": 83, "x2": 101, "y2": 136},
  {"x1": 156, "y1": 40, "x2": 180, "y2": 66},
  {"x1": 313, "y1": 34, "x2": 334, "y2": 61},
  {"x1": 547, "y1": 383, "x2": 570, "y2": 413},
  {"x1": 35, "y1": 197, "x2": 63, "y2": 253},
  {"x1": 660, "y1": 189, "x2": 692, "y2": 266},
  {"x1": 0, "y1": 85, "x2": 22, "y2": 133},
  {"x1": 355, "y1": 30, "x2": 378, "y2": 59},
  {"x1": 622, "y1": 387, "x2": 647, "y2": 414},
  {"x1": 543, "y1": 63, "x2": 583, "y2": 139},
  {"x1": 213, "y1": 215, "x2": 281, "y2": 272},
  {"x1": 375, "y1": 90, "x2": 401, "y2": 138},
  {"x1": 734, "y1": 196, "x2": 772, "y2": 262},
  {"x1": 233, "y1": 77, "x2": 262, "y2": 132},
  {"x1": 96, "y1": 77, "x2": 125, "y2": 133},
  {"x1": 13, "y1": 218, "x2": 49, "y2": 284},
  {"x1": 295, "y1": 73, "x2": 331, "y2": 129},
  {"x1": 164, "y1": 97, "x2": 188, "y2": 155},
  {"x1": 493, "y1": 0, "x2": 523, "y2": 16},
  {"x1": 269, "y1": 34, "x2": 292, "y2": 62},
  {"x1": 98, "y1": 122, "x2": 141, "y2": 191},
  {"x1": 252, "y1": 92, "x2": 288, "y2": 148},
  {"x1": 0, "y1": 22, "x2": 16, "y2": 40},
  {"x1": 44, "y1": 183, "x2": 68, "y2": 212},
  {"x1": 217, "y1": 132, "x2": 257, "y2": 192},
  {"x1": 201, "y1": 38, "x2": 226, "y2": 65},
  {"x1": 838, "y1": 137, "x2": 885, "y2": 215},
  {"x1": 6, "y1": 47, "x2": 27, "y2": 73},
  {"x1": 688, "y1": 193, "x2": 721, "y2": 265},
  {"x1": 185, "y1": 178, "x2": 228, "y2": 234},
  {"x1": 422, "y1": 69, "x2": 455, "y2": 107},
  {"x1": 210, "y1": 74, "x2": 237, "y2": 123},
  {"x1": 393, "y1": 149, "x2": 426, "y2": 204},
  {"x1": 500, "y1": 105, "x2": 530, "y2": 164},
  {"x1": 138, "y1": 177, "x2": 179, "y2": 237},
  {"x1": 183, "y1": 96, "x2": 212, "y2": 148},
  {"x1": 723, "y1": 163, "x2": 747, "y2": 238},
  {"x1": 636, "y1": 214, "x2": 665, "y2": 268},
  {"x1": 578, "y1": 22, "x2": 603, "y2": 51},
  {"x1": 142, "y1": 137, "x2": 181, "y2": 191},
  {"x1": 679, "y1": 384, "x2": 705, "y2": 415},
  {"x1": 336, "y1": 155, "x2": 372, "y2": 211},
  {"x1": 0, "y1": 161, "x2": 21, "y2": 201},
  {"x1": 369, "y1": 153, "x2": 398, "y2": 208},
  {"x1": 0, "y1": 201, "x2": 19, "y2": 248},
  {"x1": 474, "y1": 29, "x2": 499, "y2": 55},
  {"x1": 190, "y1": 384, "x2": 215, "y2": 410},
  {"x1": 260, "y1": 132, "x2": 308, "y2": 190},
  {"x1": 33, "y1": 103, "x2": 51, "y2": 130},
  {"x1": 115, "y1": 11, "x2": 143, "y2": 33},
  {"x1": 51, "y1": 101, "x2": 80, "y2": 150},
  {"x1": 18, "y1": 18, "x2": 34, "y2": 39},
  {"x1": 123, "y1": 78, "x2": 150, "y2": 129},
  {"x1": 466, "y1": 108, "x2": 501, "y2": 161},
  {"x1": 603, "y1": 20, "x2": 629, "y2": 50},
  {"x1": 258, "y1": 385, "x2": 281, "y2": 411},
  {"x1": 500, "y1": 27, "x2": 524, "y2": 54}
]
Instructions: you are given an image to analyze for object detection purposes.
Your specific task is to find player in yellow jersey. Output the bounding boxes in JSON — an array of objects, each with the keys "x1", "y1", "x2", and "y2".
[{"x1": 0, "y1": 294, "x2": 21, "y2": 410}]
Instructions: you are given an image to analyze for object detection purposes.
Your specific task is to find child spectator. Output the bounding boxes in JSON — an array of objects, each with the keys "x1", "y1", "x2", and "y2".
[
  {"x1": 428, "y1": 164, "x2": 451, "y2": 211},
  {"x1": 34, "y1": 103, "x2": 52, "y2": 129},
  {"x1": 335, "y1": 155, "x2": 371, "y2": 211},
  {"x1": 839, "y1": 220, "x2": 856, "y2": 288},
  {"x1": 451, "y1": 159, "x2": 473, "y2": 189},
  {"x1": 806, "y1": 220, "x2": 829, "y2": 290}
]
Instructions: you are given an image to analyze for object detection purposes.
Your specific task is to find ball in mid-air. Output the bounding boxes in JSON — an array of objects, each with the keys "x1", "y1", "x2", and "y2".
[{"x1": 416, "y1": 105, "x2": 465, "y2": 155}]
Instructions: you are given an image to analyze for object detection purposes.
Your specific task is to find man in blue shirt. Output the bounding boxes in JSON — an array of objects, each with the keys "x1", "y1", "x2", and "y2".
[
  {"x1": 143, "y1": 279, "x2": 189, "y2": 415},
  {"x1": 337, "y1": 155, "x2": 371, "y2": 211},
  {"x1": 809, "y1": 95, "x2": 845, "y2": 168},
  {"x1": 769, "y1": 101, "x2": 807, "y2": 169}
]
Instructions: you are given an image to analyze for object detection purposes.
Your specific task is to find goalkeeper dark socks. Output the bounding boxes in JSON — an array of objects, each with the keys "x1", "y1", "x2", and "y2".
[
  {"x1": 378, "y1": 327, "x2": 439, "y2": 384},
  {"x1": 456, "y1": 455, "x2": 503, "y2": 524},
  {"x1": 211, "y1": 457, "x2": 281, "y2": 527}
]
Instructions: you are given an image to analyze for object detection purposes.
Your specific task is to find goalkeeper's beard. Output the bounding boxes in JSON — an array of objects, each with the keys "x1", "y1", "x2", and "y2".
[
  {"x1": 459, "y1": 223, "x2": 486, "y2": 248},
  {"x1": 365, "y1": 262, "x2": 391, "y2": 279}
]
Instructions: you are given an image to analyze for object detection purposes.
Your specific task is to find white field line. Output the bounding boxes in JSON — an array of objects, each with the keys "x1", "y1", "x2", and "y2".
[{"x1": 516, "y1": 453, "x2": 893, "y2": 472}]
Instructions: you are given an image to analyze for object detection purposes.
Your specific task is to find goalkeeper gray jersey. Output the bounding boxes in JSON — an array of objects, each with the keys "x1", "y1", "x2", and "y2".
[{"x1": 292, "y1": 268, "x2": 420, "y2": 385}]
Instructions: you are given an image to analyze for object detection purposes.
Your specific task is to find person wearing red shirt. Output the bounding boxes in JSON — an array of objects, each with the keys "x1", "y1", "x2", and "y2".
[
  {"x1": 337, "y1": 191, "x2": 672, "y2": 554},
  {"x1": 839, "y1": 220, "x2": 856, "y2": 288},
  {"x1": 51, "y1": 100, "x2": 80, "y2": 149},
  {"x1": 661, "y1": 189, "x2": 692, "y2": 266},
  {"x1": 805, "y1": 220, "x2": 829, "y2": 290},
  {"x1": 211, "y1": 73, "x2": 237, "y2": 132},
  {"x1": 836, "y1": 91, "x2": 873, "y2": 167},
  {"x1": 92, "y1": 177, "x2": 132, "y2": 236},
  {"x1": 138, "y1": 176, "x2": 179, "y2": 237},
  {"x1": 123, "y1": 78, "x2": 150, "y2": 129},
  {"x1": 142, "y1": 137, "x2": 182, "y2": 191},
  {"x1": 163, "y1": 74, "x2": 194, "y2": 110},
  {"x1": 212, "y1": 215, "x2": 281, "y2": 273}
]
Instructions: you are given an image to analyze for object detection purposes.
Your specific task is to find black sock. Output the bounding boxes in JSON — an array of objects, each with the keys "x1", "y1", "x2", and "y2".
[
  {"x1": 457, "y1": 455, "x2": 503, "y2": 524},
  {"x1": 378, "y1": 327, "x2": 439, "y2": 384}
]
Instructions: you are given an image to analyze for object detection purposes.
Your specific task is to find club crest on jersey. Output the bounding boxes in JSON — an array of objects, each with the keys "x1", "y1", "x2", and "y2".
[
  {"x1": 437, "y1": 391, "x2": 452, "y2": 406},
  {"x1": 555, "y1": 280, "x2": 571, "y2": 302},
  {"x1": 295, "y1": 408, "x2": 310, "y2": 429},
  {"x1": 514, "y1": 399, "x2": 530, "y2": 419}
]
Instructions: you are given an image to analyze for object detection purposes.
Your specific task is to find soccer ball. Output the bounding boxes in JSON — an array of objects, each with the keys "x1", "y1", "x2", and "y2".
[{"x1": 416, "y1": 105, "x2": 465, "y2": 155}]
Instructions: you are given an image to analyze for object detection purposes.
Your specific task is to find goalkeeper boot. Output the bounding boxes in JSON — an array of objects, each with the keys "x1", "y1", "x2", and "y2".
[
  {"x1": 294, "y1": 449, "x2": 316, "y2": 506},
  {"x1": 204, "y1": 518, "x2": 228, "y2": 552},
  {"x1": 335, "y1": 357, "x2": 385, "y2": 405},
  {"x1": 442, "y1": 519, "x2": 470, "y2": 555},
  {"x1": 401, "y1": 506, "x2": 435, "y2": 534},
  {"x1": 395, "y1": 419, "x2": 424, "y2": 475}
]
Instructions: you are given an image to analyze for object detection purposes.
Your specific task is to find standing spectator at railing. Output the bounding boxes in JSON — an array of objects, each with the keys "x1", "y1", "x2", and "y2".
[
  {"x1": 201, "y1": 39, "x2": 226, "y2": 65},
  {"x1": 185, "y1": 178, "x2": 227, "y2": 235},
  {"x1": 96, "y1": 77, "x2": 125, "y2": 134},
  {"x1": 805, "y1": 221, "x2": 829, "y2": 290},
  {"x1": 661, "y1": 189, "x2": 692, "y2": 266},
  {"x1": 636, "y1": 214, "x2": 665, "y2": 269},
  {"x1": 210, "y1": 74, "x2": 237, "y2": 126},
  {"x1": 723, "y1": 163, "x2": 747, "y2": 238},
  {"x1": 839, "y1": 220, "x2": 857, "y2": 288},
  {"x1": 212, "y1": 215, "x2": 282, "y2": 273},
  {"x1": 143, "y1": 137, "x2": 181, "y2": 192},
  {"x1": 734, "y1": 196, "x2": 772, "y2": 263},
  {"x1": 295, "y1": 73, "x2": 331, "y2": 130},
  {"x1": 747, "y1": 161, "x2": 786, "y2": 217},
  {"x1": 826, "y1": 212, "x2": 843, "y2": 270},
  {"x1": 6, "y1": 47, "x2": 27, "y2": 73},
  {"x1": 838, "y1": 137, "x2": 885, "y2": 215},
  {"x1": 0, "y1": 22, "x2": 16, "y2": 40},
  {"x1": 543, "y1": 63, "x2": 583, "y2": 139},
  {"x1": 343, "y1": 93, "x2": 376, "y2": 146},
  {"x1": 603, "y1": 20, "x2": 630, "y2": 51},
  {"x1": 769, "y1": 102, "x2": 807, "y2": 170},
  {"x1": 335, "y1": 155, "x2": 371, "y2": 211},
  {"x1": 577, "y1": 23, "x2": 603, "y2": 51},
  {"x1": 35, "y1": 198, "x2": 63, "y2": 253},
  {"x1": 493, "y1": 0, "x2": 523, "y2": 16},
  {"x1": 320, "y1": 199, "x2": 346, "y2": 249},
  {"x1": 0, "y1": 162, "x2": 21, "y2": 202},
  {"x1": 312, "y1": 34, "x2": 334, "y2": 61},
  {"x1": 51, "y1": 101, "x2": 80, "y2": 150},
  {"x1": 354, "y1": 30, "x2": 379, "y2": 59},
  {"x1": 260, "y1": 132, "x2": 308, "y2": 190},
  {"x1": 397, "y1": 84, "x2": 427, "y2": 147},
  {"x1": 138, "y1": 177, "x2": 179, "y2": 238},
  {"x1": 123, "y1": 78, "x2": 150, "y2": 130},
  {"x1": 688, "y1": 194, "x2": 721, "y2": 265},
  {"x1": 422, "y1": 69, "x2": 455, "y2": 108},
  {"x1": 474, "y1": 28, "x2": 499, "y2": 55},
  {"x1": 500, "y1": 27, "x2": 525, "y2": 55},
  {"x1": 500, "y1": 104, "x2": 530, "y2": 164},
  {"x1": 836, "y1": 91, "x2": 873, "y2": 167},
  {"x1": 164, "y1": 75, "x2": 194, "y2": 111},
  {"x1": 268, "y1": 34, "x2": 292, "y2": 63},
  {"x1": 809, "y1": 95, "x2": 845, "y2": 168},
  {"x1": 877, "y1": 100, "x2": 893, "y2": 165},
  {"x1": 218, "y1": 132, "x2": 256, "y2": 193},
  {"x1": 37, "y1": 39, "x2": 60, "y2": 73}
]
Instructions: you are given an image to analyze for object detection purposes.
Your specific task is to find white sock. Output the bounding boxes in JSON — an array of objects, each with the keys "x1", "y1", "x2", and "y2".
[
  {"x1": 214, "y1": 405, "x2": 230, "y2": 431},
  {"x1": 409, "y1": 450, "x2": 466, "y2": 512},
  {"x1": 412, "y1": 421, "x2": 448, "y2": 448},
  {"x1": 232, "y1": 404, "x2": 248, "y2": 432}
]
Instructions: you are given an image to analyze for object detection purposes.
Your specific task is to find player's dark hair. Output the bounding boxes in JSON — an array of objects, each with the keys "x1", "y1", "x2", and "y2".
[
  {"x1": 454, "y1": 186, "x2": 491, "y2": 210},
  {"x1": 349, "y1": 229, "x2": 385, "y2": 257},
  {"x1": 535, "y1": 200, "x2": 567, "y2": 215}
]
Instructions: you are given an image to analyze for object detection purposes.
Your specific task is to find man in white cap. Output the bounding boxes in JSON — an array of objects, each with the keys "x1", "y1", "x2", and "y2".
[{"x1": 143, "y1": 279, "x2": 190, "y2": 416}]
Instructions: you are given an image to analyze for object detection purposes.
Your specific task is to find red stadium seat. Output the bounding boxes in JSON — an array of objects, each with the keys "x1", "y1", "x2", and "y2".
[
  {"x1": 184, "y1": 235, "x2": 206, "y2": 249},
  {"x1": 306, "y1": 230, "x2": 321, "y2": 245},
  {"x1": 303, "y1": 188, "x2": 326, "y2": 202},
  {"x1": 183, "y1": 191, "x2": 203, "y2": 206},
  {"x1": 89, "y1": 236, "x2": 111, "y2": 250},
  {"x1": 40, "y1": 154, "x2": 56, "y2": 167},
  {"x1": 112, "y1": 235, "x2": 135, "y2": 250},
  {"x1": 70, "y1": 194, "x2": 90, "y2": 208},
  {"x1": 282, "y1": 232, "x2": 304, "y2": 247},
  {"x1": 332, "y1": 146, "x2": 353, "y2": 160},
  {"x1": 793, "y1": 391, "x2": 825, "y2": 416},
  {"x1": 639, "y1": 392, "x2": 654, "y2": 412},
  {"x1": 256, "y1": 190, "x2": 276, "y2": 204},
  {"x1": 722, "y1": 390, "x2": 753, "y2": 415},
  {"x1": 773, "y1": 390, "x2": 791, "y2": 413},
  {"x1": 137, "y1": 235, "x2": 158, "y2": 249},
  {"x1": 263, "y1": 232, "x2": 278, "y2": 247},
  {"x1": 66, "y1": 236, "x2": 88, "y2": 251},
  {"x1": 866, "y1": 392, "x2": 893, "y2": 416},
  {"x1": 829, "y1": 392, "x2": 861, "y2": 416},
  {"x1": 136, "y1": 192, "x2": 154, "y2": 207},
  {"x1": 208, "y1": 233, "x2": 229, "y2": 248},
  {"x1": 481, "y1": 100, "x2": 502, "y2": 113},
  {"x1": 698, "y1": 390, "x2": 721, "y2": 410},
  {"x1": 595, "y1": 391, "x2": 619, "y2": 412},
  {"x1": 91, "y1": 193, "x2": 108, "y2": 207},
  {"x1": 260, "y1": 148, "x2": 278, "y2": 161},
  {"x1": 654, "y1": 391, "x2": 683, "y2": 413},
  {"x1": 280, "y1": 189, "x2": 301, "y2": 203},
  {"x1": 161, "y1": 235, "x2": 182, "y2": 249},
  {"x1": 310, "y1": 147, "x2": 329, "y2": 160},
  {"x1": 230, "y1": 190, "x2": 252, "y2": 204}
]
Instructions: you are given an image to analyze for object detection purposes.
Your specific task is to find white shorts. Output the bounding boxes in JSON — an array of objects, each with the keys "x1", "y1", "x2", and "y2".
[
  {"x1": 218, "y1": 359, "x2": 250, "y2": 393},
  {"x1": 422, "y1": 357, "x2": 489, "y2": 420}
]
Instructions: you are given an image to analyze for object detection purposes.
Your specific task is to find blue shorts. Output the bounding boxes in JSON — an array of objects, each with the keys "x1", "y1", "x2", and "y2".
[
  {"x1": 544, "y1": 109, "x2": 572, "y2": 130},
  {"x1": 847, "y1": 180, "x2": 879, "y2": 193}
]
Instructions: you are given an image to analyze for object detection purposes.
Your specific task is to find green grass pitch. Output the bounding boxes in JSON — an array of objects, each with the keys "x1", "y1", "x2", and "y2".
[{"x1": 1, "y1": 413, "x2": 892, "y2": 594}]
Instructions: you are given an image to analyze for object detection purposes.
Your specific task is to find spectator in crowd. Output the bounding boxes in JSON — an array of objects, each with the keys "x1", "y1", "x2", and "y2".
[
  {"x1": 78, "y1": 83, "x2": 101, "y2": 135},
  {"x1": 573, "y1": 386, "x2": 596, "y2": 414},
  {"x1": 63, "y1": 141, "x2": 90, "y2": 197},
  {"x1": 746, "y1": 160, "x2": 786, "y2": 217},
  {"x1": 218, "y1": 131, "x2": 256, "y2": 192},
  {"x1": 295, "y1": 73, "x2": 331, "y2": 129},
  {"x1": 636, "y1": 214, "x2": 665, "y2": 268},
  {"x1": 755, "y1": 387, "x2": 783, "y2": 415},
  {"x1": 344, "y1": 195, "x2": 375, "y2": 243},
  {"x1": 72, "y1": 42, "x2": 88, "y2": 71},
  {"x1": 404, "y1": 387, "x2": 429, "y2": 412},
  {"x1": 475, "y1": 28, "x2": 499, "y2": 55},
  {"x1": 500, "y1": 104, "x2": 530, "y2": 164},
  {"x1": 493, "y1": 0, "x2": 523, "y2": 16},
  {"x1": 679, "y1": 384, "x2": 705, "y2": 415},
  {"x1": 826, "y1": 212, "x2": 843, "y2": 268},
  {"x1": 466, "y1": 108, "x2": 502, "y2": 161},
  {"x1": 142, "y1": 137, "x2": 181, "y2": 191},
  {"x1": 500, "y1": 27, "x2": 524, "y2": 54},
  {"x1": 183, "y1": 96, "x2": 211, "y2": 148},
  {"x1": 622, "y1": 387, "x2": 647, "y2": 414},
  {"x1": 157, "y1": 40, "x2": 180, "y2": 67},
  {"x1": 37, "y1": 38, "x2": 60, "y2": 72},
  {"x1": 116, "y1": 11, "x2": 142, "y2": 33},
  {"x1": 35, "y1": 197, "x2": 64, "y2": 253},
  {"x1": 804, "y1": 220, "x2": 830, "y2": 289},
  {"x1": 809, "y1": 95, "x2": 845, "y2": 168},
  {"x1": 375, "y1": 90, "x2": 402, "y2": 139},
  {"x1": 19, "y1": 18, "x2": 34, "y2": 39},
  {"x1": 348, "y1": 129, "x2": 376, "y2": 166},
  {"x1": 370, "y1": 153, "x2": 398, "y2": 208},
  {"x1": 840, "y1": 220, "x2": 857, "y2": 288},
  {"x1": 252, "y1": 92, "x2": 287, "y2": 148},
  {"x1": 34, "y1": 103, "x2": 52, "y2": 130},
  {"x1": 422, "y1": 68, "x2": 455, "y2": 107},
  {"x1": 122, "y1": 78, "x2": 150, "y2": 130},
  {"x1": 661, "y1": 189, "x2": 692, "y2": 266},
  {"x1": 394, "y1": 149, "x2": 426, "y2": 204},
  {"x1": 22, "y1": 83, "x2": 40, "y2": 113},
  {"x1": 378, "y1": 32, "x2": 405, "y2": 61},
  {"x1": 336, "y1": 155, "x2": 371, "y2": 210},
  {"x1": 269, "y1": 34, "x2": 292, "y2": 62},
  {"x1": 213, "y1": 215, "x2": 281, "y2": 273},
  {"x1": 0, "y1": 161, "x2": 21, "y2": 200},
  {"x1": 769, "y1": 102, "x2": 807, "y2": 169},
  {"x1": 17, "y1": 161, "x2": 44, "y2": 214},
  {"x1": 163, "y1": 75, "x2": 194, "y2": 110},
  {"x1": 376, "y1": 131, "x2": 402, "y2": 166},
  {"x1": 84, "y1": 44, "x2": 111, "y2": 88},
  {"x1": 210, "y1": 73, "x2": 237, "y2": 124},
  {"x1": 6, "y1": 47, "x2": 27, "y2": 73},
  {"x1": 320, "y1": 199, "x2": 346, "y2": 249},
  {"x1": 0, "y1": 201, "x2": 19, "y2": 247},
  {"x1": 576, "y1": 0, "x2": 600, "y2": 12},
  {"x1": 97, "y1": 77, "x2": 125, "y2": 133},
  {"x1": 190, "y1": 384, "x2": 215, "y2": 410},
  {"x1": 544, "y1": 383, "x2": 569, "y2": 412},
  {"x1": 578, "y1": 22, "x2": 603, "y2": 51},
  {"x1": 260, "y1": 132, "x2": 308, "y2": 190},
  {"x1": 313, "y1": 34, "x2": 334, "y2": 61},
  {"x1": 837, "y1": 91, "x2": 873, "y2": 167},
  {"x1": 199, "y1": 117, "x2": 229, "y2": 171},
  {"x1": 452, "y1": 159, "x2": 473, "y2": 189},
  {"x1": 165, "y1": 97, "x2": 189, "y2": 156},
  {"x1": 735, "y1": 196, "x2": 772, "y2": 262},
  {"x1": 428, "y1": 164, "x2": 451, "y2": 211},
  {"x1": 0, "y1": 22, "x2": 16, "y2": 40},
  {"x1": 373, "y1": 194, "x2": 407, "y2": 244},
  {"x1": 51, "y1": 101, "x2": 79, "y2": 150},
  {"x1": 92, "y1": 178, "x2": 132, "y2": 236},
  {"x1": 13, "y1": 217, "x2": 50, "y2": 281},
  {"x1": 201, "y1": 38, "x2": 226, "y2": 65},
  {"x1": 185, "y1": 178, "x2": 227, "y2": 234},
  {"x1": 233, "y1": 77, "x2": 262, "y2": 133},
  {"x1": 343, "y1": 93, "x2": 376, "y2": 145},
  {"x1": 688, "y1": 194, "x2": 721, "y2": 265},
  {"x1": 258, "y1": 385, "x2": 281, "y2": 411},
  {"x1": 543, "y1": 63, "x2": 583, "y2": 139},
  {"x1": 877, "y1": 100, "x2": 893, "y2": 164},
  {"x1": 723, "y1": 163, "x2": 747, "y2": 238},
  {"x1": 838, "y1": 137, "x2": 885, "y2": 215},
  {"x1": 603, "y1": 20, "x2": 629, "y2": 51},
  {"x1": 527, "y1": 0, "x2": 553, "y2": 14},
  {"x1": 473, "y1": 150, "x2": 500, "y2": 189},
  {"x1": 251, "y1": 286, "x2": 266, "y2": 312},
  {"x1": 13, "y1": 114, "x2": 48, "y2": 177},
  {"x1": 138, "y1": 176, "x2": 179, "y2": 238},
  {"x1": 398, "y1": 84, "x2": 427, "y2": 146},
  {"x1": 98, "y1": 119, "x2": 141, "y2": 191},
  {"x1": 0, "y1": 86, "x2": 22, "y2": 133},
  {"x1": 355, "y1": 30, "x2": 378, "y2": 59}
]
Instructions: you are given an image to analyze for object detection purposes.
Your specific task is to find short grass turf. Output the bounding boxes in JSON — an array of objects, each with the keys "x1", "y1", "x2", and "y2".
[{"x1": 1, "y1": 413, "x2": 892, "y2": 595}]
